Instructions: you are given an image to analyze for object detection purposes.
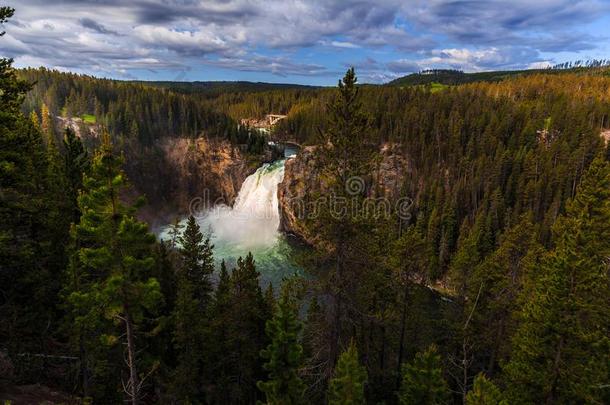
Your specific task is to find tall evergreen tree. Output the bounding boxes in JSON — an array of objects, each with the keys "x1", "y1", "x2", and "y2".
[
  {"x1": 504, "y1": 156, "x2": 610, "y2": 404},
  {"x1": 208, "y1": 260, "x2": 233, "y2": 403},
  {"x1": 63, "y1": 127, "x2": 89, "y2": 223},
  {"x1": 172, "y1": 215, "x2": 214, "y2": 402},
  {"x1": 398, "y1": 345, "x2": 450, "y2": 405},
  {"x1": 0, "y1": 6, "x2": 67, "y2": 373},
  {"x1": 328, "y1": 342, "x2": 368, "y2": 405},
  {"x1": 311, "y1": 67, "x2": 378, "y2": 370},
  {"x1": 70, "y1": 134, "x2": 162, "y2": 404},
  {"x1": 207, "y1": 254, "x2": 269, "y2": 403},
  {"x1": 464, "y1": 216, "x2": 541, "y2": 377},
  {"x1": 61, "y1": 127, "x2": 91, "y2": 398},
  {"x1": 301, "y1": 295, "x2": 330, "y2": 402},
  {"x1": 178, "y1": 215, "x2": 214, "y2": 302},
  {"x1": 228, "y1": 253, "x2": 270, "y2": 404},
  {"x1": 389, "y1": 226, "x2": 431, "y2": 384},
  {"x1": 258, "y1": 286, "x2": 306, "y2": 405},
  {"x1": 40, "y1": 102, "x2": 56, "y2": 146}
]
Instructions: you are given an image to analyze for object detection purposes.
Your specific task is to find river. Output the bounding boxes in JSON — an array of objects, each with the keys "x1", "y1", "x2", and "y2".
[{"x1": 158, "y1": 148, "x2": 303, "y2": 286}]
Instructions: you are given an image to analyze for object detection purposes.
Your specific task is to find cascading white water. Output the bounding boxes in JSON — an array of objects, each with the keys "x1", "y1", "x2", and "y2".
[
  {"x1": 159, "y1": 156, "x2": 301, "y2": 284},
  {"x1": 204, "y1": 160, "x2": 285, "y2": 250}
]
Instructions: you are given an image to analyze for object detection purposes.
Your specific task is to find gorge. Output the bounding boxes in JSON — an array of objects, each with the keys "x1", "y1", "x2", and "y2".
[
  {"x1": 3, "y1": 57, "x2": 610, "y2": 404},
  {"x1": 159, "y1": 144, "x2": 304, "y2": 285}
]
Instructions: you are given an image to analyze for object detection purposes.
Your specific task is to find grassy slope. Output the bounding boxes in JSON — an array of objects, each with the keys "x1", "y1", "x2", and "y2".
[{"x1": 81, "y1": 114, "x2": 96, "y2": 124}]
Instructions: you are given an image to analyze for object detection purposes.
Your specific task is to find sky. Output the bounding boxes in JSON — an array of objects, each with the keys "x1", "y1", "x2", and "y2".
[{"x1": 2, "y1": 0, "x2": 610, "y2": 85}]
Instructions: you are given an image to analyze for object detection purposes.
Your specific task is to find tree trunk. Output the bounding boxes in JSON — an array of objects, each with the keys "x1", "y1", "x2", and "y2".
[
  {"x1": 396, "y1": 283, "x2": 409, "y2": 389},
  {"x1": 487, "y1": 316, "x2": 506, "y2": 377},
  {"x1": 546, "y1": 337, "x2": 564, "y2": 405},
  {"x1": 124, "y1": 308, "x2": 139, "y2": 405},
  {"x1": 329, "y1": 244, "x2": 343, "y2": 369},
  {"x1": 462, "y1": 336, "x2": 468, "y2": 404},
  {"x1": 79, "y1": 334, "x2": 89, "y2": 398}
]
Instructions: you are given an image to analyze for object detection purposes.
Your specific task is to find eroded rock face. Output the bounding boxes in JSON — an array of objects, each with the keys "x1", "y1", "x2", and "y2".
[
  {"x1": 373, "y1": 143, "x2": 411, "y2": 200},
  {"x1": 277, "y1": 143, "x2": 411, "y2": 245},
  {"x1": 277, "y1": 146, "x2": 321, "y2": 245},
  {"x1": 136, "y1": 137, "x2": 256, "y2": 227},
  {"x1": 169, "y1": 137, "x2": 252, "y2": 203}
]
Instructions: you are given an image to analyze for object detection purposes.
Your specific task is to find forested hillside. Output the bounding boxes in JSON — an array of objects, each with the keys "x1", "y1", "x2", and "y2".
[
  {"x1": 19, "y1": 68, "x2": 243, "y2": 144},
  {"x1": 388, "y1": 60, "x2": 610, "y2": 86},
  {"x1": 2, "y1": 5, "x2": 610, "y2": 403},
  {"x1": 16, "y1": 68, "x2": 276, "y2": 219},
  {"x1": 141, "y1": 80, "x2": 317, "y2": 96}
]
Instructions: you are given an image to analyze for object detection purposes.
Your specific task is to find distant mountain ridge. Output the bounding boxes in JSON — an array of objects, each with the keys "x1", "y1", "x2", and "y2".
[
  {"x1": 135, "y1": 80, "x2": 320, "y2": 95},
  {"x1": 388, "y1": 65, "x2": 610, "y2": 87}
]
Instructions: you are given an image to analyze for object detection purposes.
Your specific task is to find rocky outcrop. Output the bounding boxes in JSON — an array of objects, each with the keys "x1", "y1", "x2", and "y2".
[
  {"x1": 163, "y1": 137, "x2": 253, "y2": 205},
  {"x1": 601, "y1": 129, "x2": 610, "y2": 146},
  {"x1": 372, "y1": 143, "x2": 411, "y2": 200},
  {"x1": 277, "y1": 146, "x2": 321, "y2": 244},
  {"x1": 277, "y1": 143, "x2": 411, "y2": 245},
  {"x1": 135, "y1": 137, "x2": 256, "y2": 227}
]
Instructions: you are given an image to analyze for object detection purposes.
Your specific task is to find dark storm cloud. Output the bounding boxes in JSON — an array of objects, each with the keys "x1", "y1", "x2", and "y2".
[
  {"x1": 79, "y1": 18, "x2": 119, "y2": 35},
  {"x1": 534, "y1": 33, "x2": 600, "y2": 53},
  {"x1": 132, "y1": 0, "x2": 260, "y2": 25},
  {"x1": 206, "y1": 55, "x2": 331, "y2": 77}
]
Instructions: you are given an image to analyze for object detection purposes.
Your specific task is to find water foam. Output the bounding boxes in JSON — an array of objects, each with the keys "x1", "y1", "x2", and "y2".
[{"x1": 203, "y1": 160, "x2": 285, "y2": 250}]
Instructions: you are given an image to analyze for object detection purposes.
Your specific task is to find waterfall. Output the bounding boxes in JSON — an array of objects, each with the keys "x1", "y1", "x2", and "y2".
[
  {"x1": 159, "y1": 156, "x2": 302, "y2": 284},
  {"x1": 204, "y1": 159, "x2": 285, "y2": 250}
]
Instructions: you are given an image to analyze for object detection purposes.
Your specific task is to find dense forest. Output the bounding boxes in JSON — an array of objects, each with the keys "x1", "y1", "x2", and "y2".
[
  {"x1": 388, "y1": 60, "x2": 610, "y2": 86},
  {"x1": 2, "y1": 5, "x2": 610, "y2": 404}
]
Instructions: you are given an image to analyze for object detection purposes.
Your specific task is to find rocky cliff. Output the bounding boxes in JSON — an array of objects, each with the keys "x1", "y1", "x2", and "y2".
[
  {"x1": 133, "y1": 137, "x2": 257, "y2": 227},
  {"x1": 277, "y1": 143, "x2": 411, "y2": 245},
  {"x1": 277, "y1": 146, "x2": 321, "y2": 244}
]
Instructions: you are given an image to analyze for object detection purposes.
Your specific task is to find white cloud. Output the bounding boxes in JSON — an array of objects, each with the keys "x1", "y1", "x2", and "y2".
[
  {"x1": 2, "y1": 0, "x2": 609, "y2": 80},
  {"x1": 133, "y1": 26, "x2": 228, "y2": 55},
  {"x1": 528, "y1": 60, "x2": 553, "y2": 69},
  {"x1": 330, "y1": 41, "x2": 360, "y2": 49}
]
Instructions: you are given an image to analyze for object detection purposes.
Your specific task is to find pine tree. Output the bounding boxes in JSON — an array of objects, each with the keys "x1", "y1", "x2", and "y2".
[
  {"x1": 63, "y1": 126, "x2": 89, "y2": 223},
  {"x1": 173, "y1": 215, "x2": 214, "y2": 401},
  {"x1": 264, "y1": 283, "x2": 275, "y2": 315},
  {"x1": 0, "y1": 5, "x2": 67, "y2": 365},
  {"x1": 178, "y1": 215, "x2": 214, "y2": 303},
  {"x1": 328, "y1": 342, "x2": 367, "y2": 405},
  {"x1": 465, "y1": 216, "x2": 540, "y2": 376},
  {"x1": 311, "y1": 68, "x2": 378, "y2": 369},
  {"x1": 228, "y1": 253, "x2": 269, "y2": 403},
  {"x1": 208, "y1": 260, "x2": 233, "y2": 404},
  {"x1": 389, "y1": 226, "x2": 431, "y2": 383},
  {"x1": 257, "y1": 286, "x2": 305, "y2": 405},
  {"x1": 148, "y1": 240, "x2": 177, "y2": 395},
  {"x1": 301, "y1": 295, "x2": 329, "y2": 403},
  {"x1": 207, "y1": 254, "x2": 269, "y2": 403},
  {"x1": 40, "y1": 102, "x2": 56, "y2": 146},
  {"x1": 465, "y1": 373, "x2": 507, "y2": 405},
  {"x1": 60, "y1": 127, "x2": 91, "y2": 398},
  {"x1": 398, "y1": 345, "x2": 450, "y2": 405},
  {"x1": 43, "y1": 121, "x2": 70, "y2": 272},
  {"x1": 504, "y1": 156, "x2": 610, "y2": 404},
  {"x1": 70, "y1": 134, "x2": 162, "y2": 405}
]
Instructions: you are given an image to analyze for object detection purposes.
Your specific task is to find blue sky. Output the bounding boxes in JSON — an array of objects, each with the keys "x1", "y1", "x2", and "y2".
[{"x1": 2, "y1": 0, "x2": 610, "y2": 85}]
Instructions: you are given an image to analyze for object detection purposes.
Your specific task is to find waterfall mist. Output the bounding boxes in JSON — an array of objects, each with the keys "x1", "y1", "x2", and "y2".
[
  {"x1": 159, "y1": 157, "x2": 303, "y2": 285},
  {"x1": 204, "y1": 160, "x2": 284, "y2": 250}
]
